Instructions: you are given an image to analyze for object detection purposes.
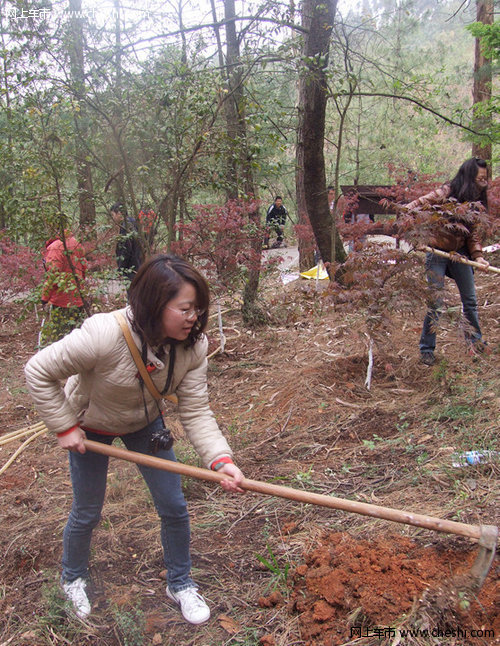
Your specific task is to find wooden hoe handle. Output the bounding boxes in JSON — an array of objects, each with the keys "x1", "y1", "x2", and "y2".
[
  {"x1": 84, "y1": 439, "x2": 487, "y2": 541},
  {"x1": 423, "y1": 246, "x2": 500, "y2": 275}
]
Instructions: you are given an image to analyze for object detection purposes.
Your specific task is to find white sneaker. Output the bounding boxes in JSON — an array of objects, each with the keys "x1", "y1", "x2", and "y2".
[
  {"x1": 62, "y1": 577, "x2": 91, "y2": 619},
  {"x1": 166, "y1": 586, "x2": 210, "y2": 624}
]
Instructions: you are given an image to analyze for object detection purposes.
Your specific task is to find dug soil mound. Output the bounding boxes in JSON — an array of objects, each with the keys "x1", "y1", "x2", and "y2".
[{"x1": 285, "y1": 532, "x2": 499, "y2": 646}]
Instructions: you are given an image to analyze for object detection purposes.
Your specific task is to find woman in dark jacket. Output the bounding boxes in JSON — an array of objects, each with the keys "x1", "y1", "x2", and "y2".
[
  {"x1": 406, "y1": 157, "x2": 490, "y2": 365},
  {"x1": 110, "y1": 202, "x2": 143, "y2": 281}
]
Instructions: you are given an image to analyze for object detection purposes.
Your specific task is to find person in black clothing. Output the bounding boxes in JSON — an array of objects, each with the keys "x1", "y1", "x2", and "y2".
[
  {"x1": 263, "y1": 196, "x2": 288, "y2": 249},
  {"x1": 110, "y1": 202, "x2": 143, "y2": 281}
]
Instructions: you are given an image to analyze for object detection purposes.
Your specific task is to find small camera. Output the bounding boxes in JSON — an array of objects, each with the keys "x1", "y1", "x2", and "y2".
[{"x1": 150, "y1": 424, "x2": 173, "y2": 453}]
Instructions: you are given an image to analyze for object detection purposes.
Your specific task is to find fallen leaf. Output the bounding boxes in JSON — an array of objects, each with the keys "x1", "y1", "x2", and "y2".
[
  {"x1": 281, "y1": 521, "x2": 298, "y2": 534},
  {"x1": 219, "y1": 613, "x2": 241, "y2": 634},
  {"x1": 144, "y1": 612, "x2": 169, "y2": 633},
  {"x1": 20, "y1": 632, "x2": 38, "y2": 641}
]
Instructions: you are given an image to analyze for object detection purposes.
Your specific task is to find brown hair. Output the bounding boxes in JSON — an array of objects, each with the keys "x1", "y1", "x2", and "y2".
[{"x1": 128, "y1": 254, "x2": 209, "y2": 347}]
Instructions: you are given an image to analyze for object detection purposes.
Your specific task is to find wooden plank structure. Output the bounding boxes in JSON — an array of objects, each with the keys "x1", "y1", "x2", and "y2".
[{"x1": 340, "y1": 185, "x2": 399, "y2": 220}]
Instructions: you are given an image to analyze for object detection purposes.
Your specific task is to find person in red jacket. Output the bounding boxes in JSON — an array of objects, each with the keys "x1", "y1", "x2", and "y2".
[{"x1": 40, "y1": 231, "x2": 87, "y2": 346}]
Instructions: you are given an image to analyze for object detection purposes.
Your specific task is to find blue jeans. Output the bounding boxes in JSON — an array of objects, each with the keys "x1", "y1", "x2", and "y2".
[
  {"x1": 62, "y1": 417, "x2": 194, "y2": 592},
  {"x1": 419, "y1": 251, "x2": 482, "y2": 353}
]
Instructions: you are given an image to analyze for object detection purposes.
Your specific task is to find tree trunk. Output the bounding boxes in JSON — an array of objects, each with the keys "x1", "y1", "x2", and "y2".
[
  {"x1": 223, "y1": 0, "x2": 252, "y2": 198},
  {"x1": 222, "y1": 0, "x2": 262, "y2": 317},
  {"x1": 158, "y1": 182, "x2": 179, "y2": 251},
  {"x1": 110, "y1": 0, "x2": 126, "y2": 208},
  {"x1": 68, "y1": 0, "x2": 96, "y2": 231},
  {"x1": 295, "y1": 168, "x2": 314, "y2": 271},
  {"x1": 471, "y1": 0, "x2": 493, "y2": 164},
  {"x1": 0, "y1": 9, "x2": 12, "y2": 230},
  {"x1": 210, "y1": 0, "x2": 238, "y2": 200},
  {"x1": 296, "y1": 0, "x2": 345, "y2": 272}
]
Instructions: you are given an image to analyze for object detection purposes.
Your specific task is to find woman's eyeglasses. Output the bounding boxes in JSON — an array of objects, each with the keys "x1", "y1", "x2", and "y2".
[{"x1": 166, "y1": 306, "x2": 205, "y2": 319}]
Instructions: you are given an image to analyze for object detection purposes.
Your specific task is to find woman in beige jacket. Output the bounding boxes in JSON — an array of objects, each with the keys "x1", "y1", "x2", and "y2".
[{"x1": 25, "y1": 254, "x2": 244, "y2": 625}]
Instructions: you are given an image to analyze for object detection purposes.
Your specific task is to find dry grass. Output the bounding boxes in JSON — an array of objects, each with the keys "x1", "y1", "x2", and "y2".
[{"x1": 0, "y1": 263, "x2": 499, "y2": 645}]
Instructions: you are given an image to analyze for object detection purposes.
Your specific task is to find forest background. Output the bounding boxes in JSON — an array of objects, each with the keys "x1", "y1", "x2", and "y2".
[{"x1": 0, "y1": 0, "x2": 498, "y2": 312}]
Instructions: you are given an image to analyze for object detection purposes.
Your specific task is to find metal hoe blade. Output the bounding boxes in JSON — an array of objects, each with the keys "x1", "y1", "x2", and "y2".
[{"x1": 467, "y1": 525, "x2": 498, "y2": 591}]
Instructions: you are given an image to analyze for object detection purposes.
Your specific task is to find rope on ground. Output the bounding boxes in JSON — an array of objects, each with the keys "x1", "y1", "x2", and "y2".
[
  {"x1": 364, "y1": 336, "x2": 374, "y2": 390},
  {"x1": 207, "y1": 327, "x2": 241, "y2": 359},
  {"x1": 216, "y1": 303, "x2": 226, "y2": 353},
  {"x1": 207, "y1": 299, "x2": 242, "y2": 358},
  {"x1": 0, "y1": 426, "x2": 48, "y2": 476},
  {"x1": 208, "y1": 307, "x2": 234, "y2": 319}
]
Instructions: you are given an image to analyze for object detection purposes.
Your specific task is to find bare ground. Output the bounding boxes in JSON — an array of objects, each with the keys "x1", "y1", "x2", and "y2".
[{"x1": 0, "y1": 257, "x2": 499, "y2": 646}]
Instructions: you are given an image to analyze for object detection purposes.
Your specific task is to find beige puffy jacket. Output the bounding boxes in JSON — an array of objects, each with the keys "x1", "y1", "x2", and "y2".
[{"x1": 24, "y1": 307, "x2": 232, "y2": 468}]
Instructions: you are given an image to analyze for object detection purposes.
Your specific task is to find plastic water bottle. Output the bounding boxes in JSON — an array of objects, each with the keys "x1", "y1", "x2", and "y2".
[{"x1": 452, "y1": 451, "x2": 499, "y2": 467}]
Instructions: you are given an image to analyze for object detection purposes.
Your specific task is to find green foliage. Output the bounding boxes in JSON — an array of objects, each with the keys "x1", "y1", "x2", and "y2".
[
  {"x1": 294, "y1": 465, "x2": 314, "y2": 486},
  {"x1": 37, "y1": 580, "x2": 84, "y2": 641},
  {"x1": 466, "y1": 20, "x2": 500, "y2": 154},
  {"x1": 226, "y1": 626, "x2": 262, "y2": 645},
  {"x1": 0, "y1": 91, "x2": 81, "y2": 245},
  {"x1": 0, "y1": 0, "x2": 497, "y2": 274},
  {"x1": 40, "y1": 582, "x2": 68, "y2": 630},
  {"x1": 39, "y1": 305, "x2": 86, "y2": 347},
  {"x1": 428, "y1": 402, "x2": 476, "y2": 422},
  {"x1": 0, "y1": 233, "x2": 44, "y2": 303},
  {"x1": 467, "y1": 21, "x2": 500, "y2": 63},
  {"x1": 255, "y1": 543, "x2": 290, "y2": 592},
  {"x1": 326, "y1": 0, "x2": 480, "y2": 185},
  {"x1": 111, "y1": 604, "x2": 145, "y2": 646}
]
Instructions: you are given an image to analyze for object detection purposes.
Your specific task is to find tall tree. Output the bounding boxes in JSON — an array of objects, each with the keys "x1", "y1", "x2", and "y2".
[
  {"x1": 68, "y1": 0, "x2": 96, "y2": 230},
  {"x1": 296, "y1": 0, "x2": 345, "y2": 272},
  {"x1": 222, "y1": 0, "x2": 262, "y2": 319},
  {"x1": 471, "y1": 0, "x2": 494, "y2": 163},
  {"x1": 111, "y1": 0, "x2": 130, "y2": 209}
]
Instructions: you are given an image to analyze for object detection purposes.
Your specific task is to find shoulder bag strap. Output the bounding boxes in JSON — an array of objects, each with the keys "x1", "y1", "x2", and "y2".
[{"x1": 113, "y1": 311, "x2": 177, "y2": 404}]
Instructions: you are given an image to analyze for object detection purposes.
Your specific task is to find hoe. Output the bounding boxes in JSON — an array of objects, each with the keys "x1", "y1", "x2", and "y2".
[{"x1": 84, "y1": 439, "x2": 497, "y2": 597}]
